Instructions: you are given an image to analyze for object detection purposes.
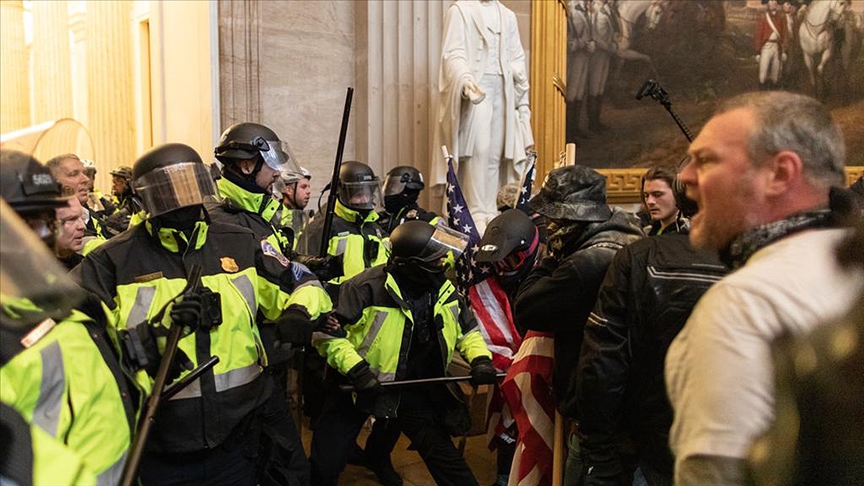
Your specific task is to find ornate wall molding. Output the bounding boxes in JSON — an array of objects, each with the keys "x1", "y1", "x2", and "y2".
[{"x1": 597, "y1": 167, "x2": 864, "y2": 205}]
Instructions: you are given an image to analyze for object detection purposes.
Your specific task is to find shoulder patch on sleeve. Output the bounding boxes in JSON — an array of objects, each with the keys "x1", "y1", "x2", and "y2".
[
  {"x1": 261, "y1": 240, "x2": 291, "y2": 267},
  {"x1": 290, "y1": 262, "x2": 316, "y2": 281}
]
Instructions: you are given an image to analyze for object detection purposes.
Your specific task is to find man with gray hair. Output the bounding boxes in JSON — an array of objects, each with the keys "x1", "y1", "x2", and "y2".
[{"x1": 665, "y1": 91, "x2": 863, "y2": 485}]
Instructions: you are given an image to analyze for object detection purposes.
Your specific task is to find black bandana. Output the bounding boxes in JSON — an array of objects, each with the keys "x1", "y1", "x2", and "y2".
[{"x1": 720, "y1": 210, "x2": 833, "y2": 269}]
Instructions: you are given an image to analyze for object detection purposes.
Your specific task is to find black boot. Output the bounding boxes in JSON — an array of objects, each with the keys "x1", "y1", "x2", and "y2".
[
  {"x1": 567, "y1": 100, "x2": 590, "y2": 142},
  {"x1": 588, "y1": 95, "x2": 609, "y2": 133}
]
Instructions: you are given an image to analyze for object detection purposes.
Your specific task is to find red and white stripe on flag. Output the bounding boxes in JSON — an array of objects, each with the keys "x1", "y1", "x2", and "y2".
[
  {"x1": 502, "y1": 331, "x2": 556, "y2": 486},
  {"x1": 469, "y1": 277, "x2": 522, "y2": 372}
]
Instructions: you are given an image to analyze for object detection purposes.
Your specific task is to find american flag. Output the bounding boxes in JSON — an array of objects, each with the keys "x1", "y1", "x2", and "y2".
[
  {"x1": 502, "y1": 331, "x2": 556, "y2": 486},
  {"x1": 514, "y1": 150, "x2": 537, "y2": 213},
  {"x1": 445, "y1": 155, "x2": 524, "y2": 449},
  {"x1": 445, "y1": 157, "x2": 494, "y2": 291}
]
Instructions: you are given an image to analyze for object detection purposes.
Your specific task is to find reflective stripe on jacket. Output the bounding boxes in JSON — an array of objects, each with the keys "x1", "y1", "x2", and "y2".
[
  {"x1": 296, "y1": 200, "x2": 390, "y2": 285},
  {"x1": 71, "y1": 217, "x2": 307, "y2": 452},
  {"x1": 214, "y1": 176, "x2": 332, "y2": 318},
  {"x1": 0, "y1": 310, "x2": 135, "y2": 485},
  {"x1": 313, "y1": 266, "x2": 491, "y2": 411}
]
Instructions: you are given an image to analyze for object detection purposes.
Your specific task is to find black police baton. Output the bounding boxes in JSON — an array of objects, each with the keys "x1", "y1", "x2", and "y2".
[
  {"x1": 338, "y1": 373, "x2": 507, "y2": 393},
  {"x1": 319, "y1": 87, "x2": 354, "y2": 257},
  {"x1": 120, "y1": 265, "x2": 220, "y2": 486},
  {"x1": 636, "y1": 79, "x2": 694, "y2": 142}
]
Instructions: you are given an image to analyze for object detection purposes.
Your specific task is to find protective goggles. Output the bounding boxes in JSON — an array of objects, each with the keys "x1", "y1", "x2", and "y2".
[
  {"x1": 494, "y1": 229, "x2": 539, "y2": 273},
  {"x1": 338, "y1": 180, "x2": 382, "y2": 211},
  {"x1": 133, "y1": 162, "x2": 220, "y2": 218}
]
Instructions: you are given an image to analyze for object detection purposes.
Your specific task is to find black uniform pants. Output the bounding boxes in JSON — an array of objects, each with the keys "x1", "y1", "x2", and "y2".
[
  {"x1": 138, "y1": 412, "x2": 260, "y2": 486},
  {"x1": 309, "y1": 388, "x2": 479, "y2": 486},
  {"x1": 258, "y1": 368, "x2": 310, "y2": 486}
]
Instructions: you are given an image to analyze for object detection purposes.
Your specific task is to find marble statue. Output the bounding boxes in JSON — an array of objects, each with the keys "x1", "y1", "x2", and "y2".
[{"x1": 435, "y1": 0, "x2": 534, "y2": 233}]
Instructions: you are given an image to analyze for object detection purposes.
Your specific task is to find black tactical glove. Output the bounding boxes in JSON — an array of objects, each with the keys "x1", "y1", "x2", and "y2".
[
  {"x1": 118, "y1": 324, "x2": 193, "y2": 382},
  {"x1": 346, "y1": 361, "x2": 383, "y2": 394},
  {"x1": 469, "y1": 356, "x2": 498, "y2": 386},
  {"x1": 294, "y1": 254, "x2": 344, "y2": 282},
  {"x1": 170, "y1": 293, "x2": 202, "y2": 334},
  {"x1": 275, "y1": 307, "x2": 315, "y2": 345}
]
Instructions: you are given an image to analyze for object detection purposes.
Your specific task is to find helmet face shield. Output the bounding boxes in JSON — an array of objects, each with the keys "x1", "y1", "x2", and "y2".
[
  {"x1": 0, "y1": 200, "x2": 82, "y2": 331},
  {"x1": 259, "y1": 139, "x2": 300, "y2": 172},
  {"x1": 422, "y1": 224, "x2": 469, "y2": 262},
  {"x1": 338, "y1": 180, "x2": 382, "y2": 211},
  {"x1": 133, "y1": 162, "x2": 220, "y2": 218}
]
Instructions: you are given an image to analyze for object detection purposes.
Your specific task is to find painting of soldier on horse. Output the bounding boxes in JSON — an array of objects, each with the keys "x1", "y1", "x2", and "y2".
[{"x1": 565, "y1": 0, "x2": 864, "y2": 169}]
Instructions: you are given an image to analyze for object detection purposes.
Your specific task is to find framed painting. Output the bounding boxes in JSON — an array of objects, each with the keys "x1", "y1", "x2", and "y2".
[{"x1": 558, "y1": 0, "x2": 863, "y2": 203}]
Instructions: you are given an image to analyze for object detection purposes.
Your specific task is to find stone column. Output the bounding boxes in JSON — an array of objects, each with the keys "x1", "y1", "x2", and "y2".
[
  {"x1": 68, "y1": 8, "x2": 88, "y2": 128},
  {"x1": 0, "y1": 0, "x2": 31, "y2": 133},
  {"x1": 217, "y1": 0, "x2": 261, "y2": 130},
  {"x1": 354, "y1": 0, "x2": 445, "y2": 209},
  {"x1": 85, "y1": 1, "x2": 136, "y2": 167},
  {"x1": 31, "y1": 0, "x2": 73, "y2": 124}
]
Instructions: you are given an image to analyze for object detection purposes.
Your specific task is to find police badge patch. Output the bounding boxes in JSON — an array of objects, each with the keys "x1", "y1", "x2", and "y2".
[{"x1": 261, "y1": 240, "x2": 290, "y2": 267}]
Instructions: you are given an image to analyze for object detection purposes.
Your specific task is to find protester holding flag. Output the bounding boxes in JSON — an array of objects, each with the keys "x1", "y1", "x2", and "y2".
[
  {"x1": 513, "y1": 165, "x2": 643, "y2": 485},
  {"x1": 475, "y1": 209, "x2": 542, "y2": 486}
]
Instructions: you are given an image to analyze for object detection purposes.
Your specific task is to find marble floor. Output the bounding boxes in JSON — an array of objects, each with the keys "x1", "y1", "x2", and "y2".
[{"x1": 300, "y1": 420, "x2": 498, "y2": 486}]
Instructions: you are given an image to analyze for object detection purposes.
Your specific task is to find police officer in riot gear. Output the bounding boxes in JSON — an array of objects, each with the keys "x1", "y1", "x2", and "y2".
[
  {"x1": 310, "y1": 220, "x2": 496, "y2": 486},
  {"x1": 214, "y1": 122, "x2": 341, "y2": 282},
  {"x1": 0, "y1": 202, "x2": 99, "y2": 486},
  {"x1": 1, "y1": 149, "x2": 137, "y2": 483},
  {"x1": 73, "y1": 143, "x2": 331, "y2": 486},
  {"x1": 296, "y1": 160, "x2": 389, "y2": 298},
  {"x1": 378, "y1": 165, "x2": 439, "y2": 233},
  {"x1": 212, "y1": 122, "x2": 337, "y2": 485}
]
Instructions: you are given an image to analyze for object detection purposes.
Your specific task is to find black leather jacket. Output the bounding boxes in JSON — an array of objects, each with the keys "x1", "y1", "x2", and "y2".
[
  {"x1": 575, "y1": 230, "x2": 727, "y2": 484},
  {"x1": 514, "y1": 208, "x2": 644, "y2": 406}
]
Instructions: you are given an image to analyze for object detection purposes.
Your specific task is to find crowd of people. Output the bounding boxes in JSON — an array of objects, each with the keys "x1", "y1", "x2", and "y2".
[{"x1": 1, "y1": 89, "x2": 863, "y2": 486}]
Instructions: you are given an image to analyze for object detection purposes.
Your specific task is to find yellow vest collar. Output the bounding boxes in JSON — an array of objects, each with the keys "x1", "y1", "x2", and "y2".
[
  {"x1": 218, "y1": 177, "x2": 283, "y2": 224},
  {"x1": 145, "y1": 220, "x2": 209, "y2": 253},
  {"x1": 335, "y1": 200, "x2": 380, "y2": 224}
]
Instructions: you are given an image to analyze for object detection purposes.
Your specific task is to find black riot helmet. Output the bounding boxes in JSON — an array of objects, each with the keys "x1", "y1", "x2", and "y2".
[
  {"x1": 338, "y1": 161, "x2": 381, "y2": 211},
  {"x1": 477, "y1": 209, "x2": 540, "y2": 278},
  {"x1": 214, "y1": 122, "x2": 299, "y2": 174},
  {"x1": 0, "y1": 149, "x2": 66, "y2": 215},
  {"x1": 389, "y1": 220, "x2": 469, "y2": 273},
  {"x1": 132, "y1": 143, "x2": 219, "y2": 218},
  {"x1": 383, "y1": 166, "x2": 425, "y2": 197}
]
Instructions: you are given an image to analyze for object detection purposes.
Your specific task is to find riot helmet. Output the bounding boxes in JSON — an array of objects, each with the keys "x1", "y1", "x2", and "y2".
[
  {"x1": 383, "y1": 166, "x2": 425, "y2": 197},
  {"x1": 476, "y1": 209, "x2": 539, "y2": 276},
  {"x1": 132, "y1": 143, "x2": 219, "y2": 218},
  {"x1": 338, "y1": 161, "x2": 381, "y2": 211},
  {"x1": 389, "y1": 220, "x2": 469, "y2": 273},
  {"x1": 1, "y1": 199, "x2": 83, "y2": 364},
  {"x1": 0, "y1": 150, "x2": 66, "y2": 215},
  {"x1": 0, "y1": 150, "x2": 66, "y2": 246},
  {"x1": 214, "y1": 122, "x2": 299, "y2": 173}
]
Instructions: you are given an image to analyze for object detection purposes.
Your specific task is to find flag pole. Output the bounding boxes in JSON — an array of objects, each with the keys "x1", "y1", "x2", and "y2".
[{"x1": 552, "y1": 411, "x2": 565, "y2": 486}]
